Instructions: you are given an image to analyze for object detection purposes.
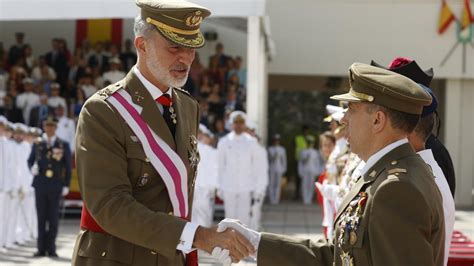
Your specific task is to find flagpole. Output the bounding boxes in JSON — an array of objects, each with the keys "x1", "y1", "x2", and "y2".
[{"x1": 440, "y1": 41, "x2": 460, "y2": 67}]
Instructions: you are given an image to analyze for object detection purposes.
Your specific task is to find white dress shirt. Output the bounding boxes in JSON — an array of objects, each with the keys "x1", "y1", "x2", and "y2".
[
  {"x1": 134, "y1": 66, "x2": 197, "y2": 254},
  {"x1": 360, "y1": 138, "x2": 408, "y2": 176},
  {"x1": 418, "y1": 149, "x2": 455, "y2": 266},
  {"x1": 56, "y1": 116, "x2": 76, "y2": 152},
  {"x1": 16, "y1": 92, "x2": 40, "y2": 124}
]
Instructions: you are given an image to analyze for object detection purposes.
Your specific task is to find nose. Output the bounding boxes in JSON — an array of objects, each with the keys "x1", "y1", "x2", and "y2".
[
  {"x1": 178, "y1": 48, "x2": 196, "y2": 65},
  {"x1": 341, "y1": 112, "x2": 349, "y2": 125}
]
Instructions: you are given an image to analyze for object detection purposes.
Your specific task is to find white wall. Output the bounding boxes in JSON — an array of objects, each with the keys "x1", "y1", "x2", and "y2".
[
  {"x1": 445, "y1": 79, "x2": 474, "y2": 208},
  {"x1": 266, "y1": 0, "x2": 474, "y2": 79}
]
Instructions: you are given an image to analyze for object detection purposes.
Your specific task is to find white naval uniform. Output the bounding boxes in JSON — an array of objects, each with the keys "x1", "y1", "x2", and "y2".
[
  {"x1": 418, "y1": 149, "x2": 455, "y2": 266},
  {"x1": 267, "y1": 145, "x2": 287, "y2": 205},
  {"x1": 298, "y1": 148, "x2": 323, "y2": 205},
  {"x1": 15, "y1": 140, "x2": 35, "y2": 243},
  {"x1": 191, "y1": 142, "x2": 218, "y2": 227},
  {"x1": 249, "y1": 143, "x2": 269, "y2": 230},
  {"x1": 47, "y1": 96, "x2": 67, "y2": 112},
  {"x1": 5, "y1": 139, "x2": 21, "y2": 247},
  {"x1": 56, "y1": 116, "x2": 76, "y2": 153},
  {"x1": 0, "y1": 135, "x2": 9, "y2": 248},
  {"x1": 102, "y1": 70, "x2": 126, "y2": 84},
  {"x1": 217, "y1": 131, "x2": 259, "y2": 226},
  {"x1": 16, "y1": 92, "x2": 40, "y2": 125}
]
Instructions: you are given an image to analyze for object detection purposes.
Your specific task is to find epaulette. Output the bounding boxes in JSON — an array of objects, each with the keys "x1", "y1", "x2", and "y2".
[
  {"x1": 96, "y1": 82, "x2": 123, "y2": 99},
  {"x1": 175, "y1": 87, "x2": 197, "y2": 101}
]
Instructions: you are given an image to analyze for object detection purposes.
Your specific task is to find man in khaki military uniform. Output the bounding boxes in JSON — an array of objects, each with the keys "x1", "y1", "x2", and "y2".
[
  {"x1": 219, "y1": 63, "x2": 446, "y2": 266},
  {"x1": 71, "y1": 1, "x2": 253, "y2": 265}
]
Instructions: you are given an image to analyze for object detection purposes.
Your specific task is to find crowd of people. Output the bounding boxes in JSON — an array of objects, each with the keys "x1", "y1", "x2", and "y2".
[{"x1": 0, "y1": 32, "x2": 247, "y2": 138}]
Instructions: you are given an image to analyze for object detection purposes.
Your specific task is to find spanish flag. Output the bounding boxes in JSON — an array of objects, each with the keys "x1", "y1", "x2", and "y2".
[
  {"x1": 438, "y1": 0, "x2": 456, "y2": 34},
  {"x1": 75, "y1": 19, "x2": 123, "y2": 49},
  {"x1": 460, "y1": 0, "x2": 473, "y2": 30}
]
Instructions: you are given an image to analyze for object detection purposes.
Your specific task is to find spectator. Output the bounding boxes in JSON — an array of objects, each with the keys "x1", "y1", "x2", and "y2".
[
  {"x1": 47, "y1": 83, "x2": 67, "y2": 111},
  {"x1": 55, "y1": 105, "x2": 76, "y2": 153},
  {"x1": 224, "y1": 86, "x2": 243, "y2": 113},
  {"x1": 23, "y1": 44, "x2": 35, "y2": 72},
  {"x1": 29, "y1": 91, "x2": 54, "y2": 127},
  {"x1": 8, "y1": 32, "x2": 28, "y2": 67},
  {"x1": 0, "y1": 94, "x2": 24, "y2": 122},
  {"x1": 16, "y1": 78, "x2": 40, "y2": 124},
  {"x1": 45, "y1": 38, "x2": 68, "y2": 88},
  {"x1": 0, "y1": 60, "x2": 8, "y2": 94},
  {"x1": 209, "y1": 42, "x2": 231, "y2": 68},
  {"x1": 79, "y1": 74, "x2": 98, "y2": 99},
  {"x1": 207, "y1": 83, "x2": 224, "y2": 116},
  {"x1": 72, "y1": 87, "x2": 86, "y2": 118},
  {"x1": 120, "y1": 39, "x2": 137, "y2": 72},
  {"x1": 8, "y1": 66, "x2": 28, "y2": 91},
  {"x1": 213, "y1": 118, "x2": 228, "y2": 139},
  {"x1": 88, "y1": 42, "x2": 108, "y2": 71},
  {"x1": 32, "y1": 56, "x2": 56, "y2": 83},
  {"x1": 190, "y1": 52, "x2": 205, "y2": 86},
  {"x1": 68, "y1": 50, "x2": 88, "y2": 85},
  {"x1": 102, "y1": 57, "x2": 125, "y2": 84},
  {"x1": 198, "y1": 75, "x2": 212, "y2": 98}
]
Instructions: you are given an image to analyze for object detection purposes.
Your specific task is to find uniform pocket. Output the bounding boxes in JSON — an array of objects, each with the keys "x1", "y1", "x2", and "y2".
[{"x1": 77, "y1": 230, "x2": 134, "y2": 264}]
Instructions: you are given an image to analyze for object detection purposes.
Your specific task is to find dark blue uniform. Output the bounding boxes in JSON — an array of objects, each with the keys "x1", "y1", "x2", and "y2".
[{"x1": 28, "y1": 136, "x2": 71, "y2": 255}]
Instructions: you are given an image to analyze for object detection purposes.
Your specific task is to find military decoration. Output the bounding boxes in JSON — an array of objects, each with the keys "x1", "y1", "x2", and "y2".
[
  {"x1": 169, "y1": 105, "x2": 177, "y2": 124},
  {"x1": 52, "y1": 148, "x2": 64, "y2": 161},
  {"x1": 46, "y1": 169, "x2": 54, "y2": 178},
  {"x1": 337, "y1": 191, "x2": 368, "y2": 247},
  {"x1": 340, "y1": 251, "x2": 354, "y2": 266},
  {"x1": 138, "y1": 173, "x2": 149, "y2": 187},
  {"x1": 188, "y1": 135, "x2": 200, "y2": 169}
]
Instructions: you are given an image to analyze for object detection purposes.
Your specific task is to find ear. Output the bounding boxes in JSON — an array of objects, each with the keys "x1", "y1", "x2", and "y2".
[
  {"x1": 372, "y1": 110, "x2": 387, "y2": 134},
  {"x1": 134, "y1": 37, "x2": 146, "y2": 55}
]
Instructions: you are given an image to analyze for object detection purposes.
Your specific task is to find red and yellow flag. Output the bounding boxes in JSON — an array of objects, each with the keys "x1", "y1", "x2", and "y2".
[
  {"x1": 461, "y1": 0, "x2": 473, "y2": 30},
  {"x1": 75, "y1": 19, "x2": 123, "y2": 49},
  {"x1": 438, "y1": 0, "x2": 456, "y2": 34}
]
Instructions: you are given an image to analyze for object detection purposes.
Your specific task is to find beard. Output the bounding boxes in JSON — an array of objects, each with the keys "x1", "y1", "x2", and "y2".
[{"x1": 146, "y1": 44, "x2": 189, "y2": 88}]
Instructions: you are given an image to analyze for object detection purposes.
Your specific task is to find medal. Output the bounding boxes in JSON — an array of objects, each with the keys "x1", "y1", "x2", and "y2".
[
  {"x1": 46, "y1": 169, "x2": 54, "y2": 178},
  {"x1": 340, "y1": 251, "x2": 354, "y2": 266},
  {"x1": 349, "y1": 231, "x2": 357, "y2": 245},
  {"x1": 169, "y1": 105, "x2": 177, "y2": 124},
  {"x1": 188, "y1": 135, "x2": 200, "y2": 169}
]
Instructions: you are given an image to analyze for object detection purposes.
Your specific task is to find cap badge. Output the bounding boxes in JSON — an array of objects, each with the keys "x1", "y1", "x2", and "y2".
[{"x1": 185, "y1": 11, "x2": 203, "y2": 27}]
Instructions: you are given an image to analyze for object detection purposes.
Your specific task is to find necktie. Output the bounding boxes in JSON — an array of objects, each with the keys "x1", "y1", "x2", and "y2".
[{"x1": 156, "y1": 94, "x2": 176, "y2": 137}]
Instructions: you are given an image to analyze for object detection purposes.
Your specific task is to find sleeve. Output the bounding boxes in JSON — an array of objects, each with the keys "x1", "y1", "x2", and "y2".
[
  {"x1": 256, "y1": 146, "x2": 269, "y2": 194},
  {"x1": 28, "y1": 143, "x2": 36, "y2": 168},
  {"x1": 258, "y1": 233, "x2": 334, "y2": 266},
  {"x1": 368, "y1": 180, "x2": 443, "y2": 265},
  {"x1": 217, "y1": 138, "x2": 226, "y2": 191},
  {"x1": 282, "y1": 148, "x2": 287, "y2": 173},
  {"x1": 76, "y1": 98, "x2": 187, "y2": 259}
]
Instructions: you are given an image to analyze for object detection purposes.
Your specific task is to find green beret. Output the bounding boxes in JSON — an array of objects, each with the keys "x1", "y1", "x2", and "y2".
[
  {"x1": 331, "y1": 63, "x2": 432, "y2": 115},
  {"x1": 136, "y1": 0, "x2": 211, "y2": 48}
]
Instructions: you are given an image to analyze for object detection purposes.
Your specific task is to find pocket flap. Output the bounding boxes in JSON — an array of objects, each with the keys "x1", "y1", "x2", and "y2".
[
  {"x1": 126, "y1": 144, "x2": 146, "y2": 161},
  {"x1": 78, "y1": 230, "x2": 134, "y2": 264}
]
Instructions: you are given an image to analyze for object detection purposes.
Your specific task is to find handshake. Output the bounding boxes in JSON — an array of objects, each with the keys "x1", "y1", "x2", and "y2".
[{"x1": 193, "y1": 219, "x2": 261, "y2": 265}]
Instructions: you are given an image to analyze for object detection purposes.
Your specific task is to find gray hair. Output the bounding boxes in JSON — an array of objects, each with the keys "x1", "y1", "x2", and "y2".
[{"x1": 133, "y1": 14, "x2": 157, "y2": 38}]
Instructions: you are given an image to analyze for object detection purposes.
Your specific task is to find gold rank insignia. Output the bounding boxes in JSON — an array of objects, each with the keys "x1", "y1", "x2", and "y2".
[
  {"x1": 340, "y1": 251, "x2": 354, "y2": 266},
  {"x1": 185, "y1": 11, "x2": 203, "y2": 27},
  {"x1": 188, "y1": 135, "x2": 200, "y2": 168}
]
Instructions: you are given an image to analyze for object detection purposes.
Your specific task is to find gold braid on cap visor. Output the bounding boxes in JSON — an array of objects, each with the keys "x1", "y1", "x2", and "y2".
[
  {"x1": 146, "y1": 17, "x2": 200, "y2": 35},
  {"x1": 350, "y1": 89, "x2": 374, "y2": 102}
]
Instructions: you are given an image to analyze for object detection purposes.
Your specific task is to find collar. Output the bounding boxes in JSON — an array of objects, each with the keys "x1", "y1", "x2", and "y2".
[
  {"x1": 42, "y1": 133, "x2": 57, "y2": 145},
  {"x1": 361, "y1": 138, "x2": 408, "y2": 176},
  {"x1": 133, "y1": 66, "x2": 173, "y2": 101},
  {"x1": 417, "y1": 149, "x2": 436, "y2": 166}
]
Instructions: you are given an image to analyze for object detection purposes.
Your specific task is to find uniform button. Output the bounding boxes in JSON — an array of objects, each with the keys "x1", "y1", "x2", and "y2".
[
  {"x1": 391, "y1": 160, "x2": 398, "y2": 165},
  {"x1": 145, "y1": 157, "x2": 150, "y2": 162},
  {"x1": 101, "y1": 251, "x2": 107, "y2": 257},
  {"x1": 168, "y1": 211, "x2": 173, "y2": 215},
  {"x1": 150, "y1": 251, "x2": 157, "y2": 255}
]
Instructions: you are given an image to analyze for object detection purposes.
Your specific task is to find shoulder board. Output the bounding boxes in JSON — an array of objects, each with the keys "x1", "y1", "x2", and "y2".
[
  {"x1": 387, "y1": 168, "x2": 408, "y2": 175},
  {"x1": 175, "y1": 88, "x2": 196, "y2": 100},
  {"x1": 96, "y1": 82, "x2": 123, "y2": 99}
]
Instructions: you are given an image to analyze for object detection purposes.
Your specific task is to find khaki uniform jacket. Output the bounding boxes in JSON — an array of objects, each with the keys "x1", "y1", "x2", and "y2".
[
  {"x1": 258, "y1": 143, "x2": 445, "y2": 266},
  {"x1": 72, "y1": 70, "x2": 200, "y2": 266}
]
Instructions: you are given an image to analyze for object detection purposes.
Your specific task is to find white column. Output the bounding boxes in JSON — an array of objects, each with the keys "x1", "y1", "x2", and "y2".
[
  {"x1": 445, "y1": 78, "x2": 474, "y2": 208},
  {"x1": 247, "y1": 16, "x2": 267, "y2": 141}
]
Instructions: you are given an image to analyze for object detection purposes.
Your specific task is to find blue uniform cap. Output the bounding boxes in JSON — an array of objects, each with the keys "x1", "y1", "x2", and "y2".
[{"x1": 419, "y1": 83, "x2": 438, "y2": 117}]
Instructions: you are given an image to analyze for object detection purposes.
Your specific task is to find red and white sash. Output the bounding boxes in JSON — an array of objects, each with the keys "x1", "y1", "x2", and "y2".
[{"x1": 106, "y1": 89, "x2": 188, "y2": 218}]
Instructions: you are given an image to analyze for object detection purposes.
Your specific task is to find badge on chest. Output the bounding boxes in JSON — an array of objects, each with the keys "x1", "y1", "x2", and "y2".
[{"x1": 337, "y1": 191, "x2": 368, "y2": 247}]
